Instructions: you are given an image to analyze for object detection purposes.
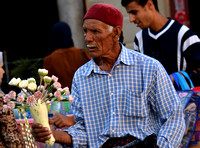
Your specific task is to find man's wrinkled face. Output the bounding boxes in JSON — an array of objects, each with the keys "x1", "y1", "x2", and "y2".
[
  {"x1": 83, "y1": 19, "x2": 114, "y2": 58},
  {"x1": 125, "y1": 1, "x2": 152, "y2": 29}
]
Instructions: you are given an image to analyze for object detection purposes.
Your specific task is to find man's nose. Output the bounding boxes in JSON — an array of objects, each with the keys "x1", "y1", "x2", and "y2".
[
  {"x1": 129, "y1": 14, "x2": 136, "y2": 23},
  {"x1": 84, "y1": 32, "x2": 93, "y2": 42}
]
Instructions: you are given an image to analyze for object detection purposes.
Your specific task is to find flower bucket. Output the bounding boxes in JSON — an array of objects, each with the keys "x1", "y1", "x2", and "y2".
[{"x1": 30, "y1": 99, "x2": 55, "y2": 146}]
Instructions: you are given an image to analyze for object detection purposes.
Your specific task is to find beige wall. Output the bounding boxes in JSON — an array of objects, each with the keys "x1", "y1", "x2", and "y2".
[{"x1": 57, "y1": 0, "x2": 86, "y2": 49}]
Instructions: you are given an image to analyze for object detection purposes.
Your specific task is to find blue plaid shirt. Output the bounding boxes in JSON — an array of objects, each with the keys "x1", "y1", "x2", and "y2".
[{"x1": 66, "y1": 45, "x2": 185, "y2": 148}]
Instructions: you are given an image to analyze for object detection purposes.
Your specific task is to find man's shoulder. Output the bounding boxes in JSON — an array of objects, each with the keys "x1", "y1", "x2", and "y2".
[
  {"x1": 124, "y1": 46, "x2": 160, "y2": 64},
  {"x1": 122, "y1": 47, "x2": 162, "y2": 75},
  {"x1": 73, "y1": 60, "x2": 91, "y2": 76}
]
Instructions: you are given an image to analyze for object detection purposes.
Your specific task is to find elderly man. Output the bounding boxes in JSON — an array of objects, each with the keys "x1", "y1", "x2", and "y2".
[{"x1": 32, "y1": 3, "x2": 185, "y2": 148}]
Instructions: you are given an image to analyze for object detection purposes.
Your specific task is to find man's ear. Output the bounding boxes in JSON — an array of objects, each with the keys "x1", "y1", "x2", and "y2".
[
  {"x1": 146, "y1": 0, "x2": 155, "y2": 11},
  {"x1": 113, "y1": 26, "x2": 122, "y2": 40}
]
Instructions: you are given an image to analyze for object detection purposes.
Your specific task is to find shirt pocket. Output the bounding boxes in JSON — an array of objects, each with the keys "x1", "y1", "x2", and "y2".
[{"x1": 123, "y1": 90, "x2": 148, "y2": 117}]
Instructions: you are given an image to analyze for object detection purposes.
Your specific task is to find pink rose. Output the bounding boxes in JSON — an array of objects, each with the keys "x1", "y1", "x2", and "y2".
[
  {"x1": 7, "y1": 101, "x2": 15, "y2": 110},
  {"x1": 26, "y1": 96, "x2": 36, "y2": 106},
  {"x1": 17, "y1": 96, "x2": 25, "y2": 103},
  {"x1": 53, "y1": 82, "x2": 61, "y2": 89},
  {"x1": 3, "y1": 105, "x2": 8, "y2": 113},
  {"x1": 3, "y1": 94, "x2": 10, "y2": 103},
  {"x1": 54, "y1": 90, "x2": 62, "y2": 98},
  {"x1": 8, "y1": 90, "x2": 16, "y2": 98},
  {"x1": 54, "y1": 90, "x2": 63, "y2": 101},
  {"x1": 51, "y1": 75, "x2": 58, "y2": 82},
  {"x1": 63, "y1": 87, "x2": 70, "y2": 95},
  {"x1": 34, "y1": 91, "x2": 43, "y2": 99}
]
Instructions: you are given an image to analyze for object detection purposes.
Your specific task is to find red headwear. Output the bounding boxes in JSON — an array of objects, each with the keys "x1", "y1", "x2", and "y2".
[{"x1": 83, "y1": 3, "x2": 123, "y2": 29}]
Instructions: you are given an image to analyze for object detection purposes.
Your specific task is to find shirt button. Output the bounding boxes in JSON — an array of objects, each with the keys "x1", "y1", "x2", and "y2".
[{"x1": 108, "y1": 74, "x2": 112, "y2": 77}]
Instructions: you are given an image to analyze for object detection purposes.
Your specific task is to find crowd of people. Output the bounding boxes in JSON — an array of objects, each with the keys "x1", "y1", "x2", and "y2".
[{"x1": 1, "y1": 0, "x2": 200, "y2": 147}]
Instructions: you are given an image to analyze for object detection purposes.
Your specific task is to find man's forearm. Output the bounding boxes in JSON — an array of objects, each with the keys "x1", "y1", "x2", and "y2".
[{"x1": 53, "y1": 130, "x2": 72, "y2": 146}]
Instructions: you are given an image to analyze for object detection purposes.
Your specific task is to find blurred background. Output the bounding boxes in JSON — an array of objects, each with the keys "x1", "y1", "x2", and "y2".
[{"x1": 0, "y1": 0, "x2": 199, "y2": 93}]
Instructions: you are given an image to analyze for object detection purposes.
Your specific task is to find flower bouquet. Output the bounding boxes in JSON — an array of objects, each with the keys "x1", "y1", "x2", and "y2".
[{"x1": 3, "y1": 68, "x2": 73, "y2": 147}]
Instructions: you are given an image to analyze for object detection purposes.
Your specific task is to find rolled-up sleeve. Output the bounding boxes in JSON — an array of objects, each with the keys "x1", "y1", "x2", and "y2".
[
  {"x1": 152, "y1": 62, "x2": 185, "y2": 148},
  {"x1": 65, "y1": 78, "x2": 88, "y2": 148}
]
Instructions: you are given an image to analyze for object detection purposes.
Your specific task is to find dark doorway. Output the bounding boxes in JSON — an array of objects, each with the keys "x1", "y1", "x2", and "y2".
[
  {"x1": 0, "y1": 0, "x2": 59, "y2": 93},
  {"x1": 0, "y1": 0, "x2": 59, "y2": 61},
  {"x1": 188, "y1": 1, "x2": 200, "y2": 37}
]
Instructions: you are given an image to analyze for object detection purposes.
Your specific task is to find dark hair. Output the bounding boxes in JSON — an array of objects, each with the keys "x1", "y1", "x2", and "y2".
[
  {"x1": 119, "y1": 31, "x2": 126, "y2": 46},
  {"x1": 121, "y1": 0, "x2": 159, "y2": 11}
]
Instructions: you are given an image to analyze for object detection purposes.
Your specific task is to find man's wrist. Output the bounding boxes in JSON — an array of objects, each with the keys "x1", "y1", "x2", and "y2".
[{"x1": 53, "y1": 130, "x2": 72, "y2": 146}]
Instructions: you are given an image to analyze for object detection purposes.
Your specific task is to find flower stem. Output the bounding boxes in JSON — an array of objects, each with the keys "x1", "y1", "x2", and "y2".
[
  {"x1": 46, "y1": 100, "x2": 59, "y2": 106},
  {"x1": 41, "y1": 92, "x2": 49, "y2": 103},
  {"x1": 44, "y1": 97, "x2": 55, "y2": 103},
  {"x1": 39, "y1": 76, "x2": 43, "y2": 89},
  {"x1": 27, "y1": 90, "x2": 33, "y2": 96},
  {"x1": 21, "y1": 89, "x2": 29, "y2": 97}
]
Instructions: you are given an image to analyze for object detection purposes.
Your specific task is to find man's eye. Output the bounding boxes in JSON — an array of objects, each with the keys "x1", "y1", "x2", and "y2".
[
  {"x1": 130, "y1": 10, "x2": 137, "y2": 15},
  {"x1": 92, "y1": 29, "x2": 99, "y2": 33}
]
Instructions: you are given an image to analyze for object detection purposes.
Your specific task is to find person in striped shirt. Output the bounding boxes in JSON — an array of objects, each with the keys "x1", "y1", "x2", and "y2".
[{"x1": 121, "y1": 0, "x2": 200, "y2": 86}]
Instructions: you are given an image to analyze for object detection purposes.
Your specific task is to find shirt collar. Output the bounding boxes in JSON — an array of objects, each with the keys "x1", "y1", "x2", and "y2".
[
  {"x1": 84, "y1": 44, "x2": 135, "y2": 76},
  {"x1": 119, "y1": 44, "x2": 135, "y2": 66}
]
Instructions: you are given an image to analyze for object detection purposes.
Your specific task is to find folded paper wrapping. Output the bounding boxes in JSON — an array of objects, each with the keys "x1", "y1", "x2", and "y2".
[
  {"x1": 30, "y1": 99, "x2": 55, "y2": 146},
  {"x1": 15, "y1": 100, "x2": 56, "y2": 146}
]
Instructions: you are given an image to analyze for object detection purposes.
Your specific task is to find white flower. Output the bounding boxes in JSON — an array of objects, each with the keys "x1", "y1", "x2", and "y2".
[
  {"x1": 18, "y1": 80, "x2": 28, "y2": 88},
  {"x1": 8, "y1": 77, "x2": 21, "y2": 86},
  {"x1": 27, "y1": 78, "x2": 36, "y2": 83},
  {"x1": 44, "y1": 76, "x2": 52, "y2": 83},
  {"x1": 28, "y1": 82, "x2": 37, "y2": 91},
  {"x1": 38, "y1": 69, "x2": 48, "y2": 76}
]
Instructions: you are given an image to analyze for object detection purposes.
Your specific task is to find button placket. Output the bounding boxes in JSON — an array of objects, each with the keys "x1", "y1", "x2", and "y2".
[{"x1": 107, "y1": 73, "x2": 116, "y2": 136}]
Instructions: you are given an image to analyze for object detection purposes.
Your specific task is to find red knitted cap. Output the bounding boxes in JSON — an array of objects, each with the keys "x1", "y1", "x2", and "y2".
[{"x1": 83, "y1": 3, "x2": 123, "y2": 29}]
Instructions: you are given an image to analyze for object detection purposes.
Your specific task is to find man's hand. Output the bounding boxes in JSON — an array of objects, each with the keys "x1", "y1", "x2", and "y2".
[
  {"x1": 31, "y1": 123, "x2": 52, "y2": 143},
  {"x1": 49, "y1": 114, "x2": 76, "y2": 128},
  {"x1": 31, "y1": 122, "x2": 73, "y2": 145}
]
